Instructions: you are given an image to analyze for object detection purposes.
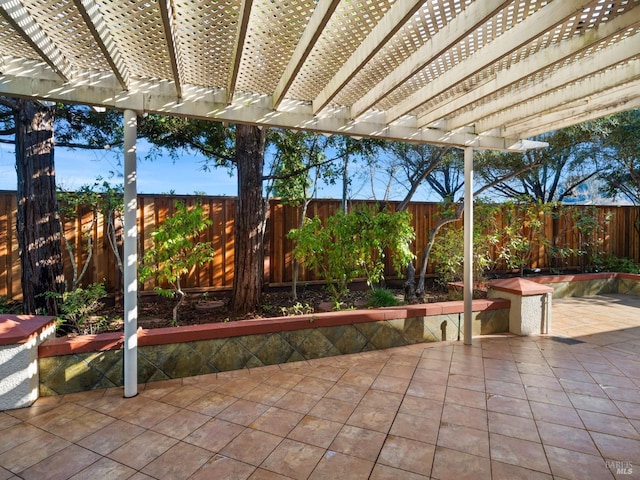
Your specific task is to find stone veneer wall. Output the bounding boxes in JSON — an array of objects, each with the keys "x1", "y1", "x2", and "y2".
[
  {"x1": 531, "y1": 273, "x2": 640, "y2": 299},
  {"x1": 38, "y1": 303, "x2": 509, "y2": 396}
]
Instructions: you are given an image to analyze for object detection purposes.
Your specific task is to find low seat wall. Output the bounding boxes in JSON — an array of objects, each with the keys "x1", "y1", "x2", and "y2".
[
  {"x1": 527, "y1": 272, "x2": 640, "y2": 298},
  {"x1": 38, "y1": 299, "x2": 509, "y2": 396}
]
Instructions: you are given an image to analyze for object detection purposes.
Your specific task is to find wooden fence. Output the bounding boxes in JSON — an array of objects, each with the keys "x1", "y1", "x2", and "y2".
[{"x1": 1, "y1": 191, "x2": 639, "y2": 299}]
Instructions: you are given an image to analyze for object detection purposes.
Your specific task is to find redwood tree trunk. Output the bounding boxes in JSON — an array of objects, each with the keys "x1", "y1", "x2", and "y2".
[
  {"x1": 231, "y1": 124, "x2": 267, "y2": 316},
  {"x1": 15, "y1": 100, "x2": 65, "y2": 315}
]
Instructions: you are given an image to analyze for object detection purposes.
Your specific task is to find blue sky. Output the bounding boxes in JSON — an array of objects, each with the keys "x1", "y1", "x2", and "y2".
[
  {"x1": 0, "y1": 140, "x2": 394, "y2": 200},
  {"x1": 0, "y1": 140, "x2": 237, "y2": 196}
]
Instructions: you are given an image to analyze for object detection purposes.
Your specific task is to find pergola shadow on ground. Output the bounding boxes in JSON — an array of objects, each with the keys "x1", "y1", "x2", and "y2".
[{"x1": 1, "y1": 295, "x2": 638, "y2": 479}]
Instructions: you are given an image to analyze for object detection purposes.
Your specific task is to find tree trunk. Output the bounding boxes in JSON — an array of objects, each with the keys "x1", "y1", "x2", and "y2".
[
  {"x1": 231, "y1": 124, "x2": 267, "y2": 316},
  {"x1": 15, "y1": 100, "x2": 65, "y2": 315}
]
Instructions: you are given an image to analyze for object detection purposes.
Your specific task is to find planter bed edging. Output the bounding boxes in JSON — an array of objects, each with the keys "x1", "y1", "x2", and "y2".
[{"x1": 38, "y1": 299, "x2": 509, "y2": 396}]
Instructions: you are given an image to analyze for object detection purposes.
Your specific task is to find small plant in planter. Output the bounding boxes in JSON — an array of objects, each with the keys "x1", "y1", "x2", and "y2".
[
  {"x1": 46, "y1": 283, "x2": 108, "y2": 335},
  {"x1": 367, "y1": 288, "x2": 401, "y2": 308},
  {"x1": 140, "y1": 201, "x2": 214, "y2": 325}
]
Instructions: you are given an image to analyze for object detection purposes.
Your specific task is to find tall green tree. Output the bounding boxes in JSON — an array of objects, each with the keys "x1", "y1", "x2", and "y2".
[
  {"x1": 1, "y1": 98, "x2": 123, "y2": 314},
  {"x1": 475, "y1": 123, "x2": 606, "y2": 203},
  {"x1": 600, "y1": 109, "x2": 640, "y2": 204}
]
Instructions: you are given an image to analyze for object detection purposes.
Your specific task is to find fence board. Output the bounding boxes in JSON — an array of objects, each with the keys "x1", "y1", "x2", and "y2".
[{"x1": 1, "y1": 190, "x2": 640, "y2": 299}]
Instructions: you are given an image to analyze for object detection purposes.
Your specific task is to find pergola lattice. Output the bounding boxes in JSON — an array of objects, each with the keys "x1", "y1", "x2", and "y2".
[
  {"x1": 2, "y1": 0, "x2": 639, "y2": 396},
  {"x1": 1, "y1": 0, "x2": 638, "y2": 149}
]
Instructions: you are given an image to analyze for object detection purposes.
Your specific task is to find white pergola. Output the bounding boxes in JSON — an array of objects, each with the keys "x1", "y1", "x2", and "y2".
[{"x1": 2, "y1": 0, "x2": 639, "y2": 396}]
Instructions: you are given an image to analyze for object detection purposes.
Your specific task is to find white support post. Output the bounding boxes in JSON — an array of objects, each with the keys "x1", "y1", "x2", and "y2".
[
  {"x1": 123, "y1": 109, "x2": 138, "y2": 397},
  {"x1": 463, "y1": 147, "x2": 474, "y2": 345}
]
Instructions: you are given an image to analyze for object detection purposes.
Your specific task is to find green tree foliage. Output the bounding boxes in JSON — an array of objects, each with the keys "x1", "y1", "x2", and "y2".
[
  {"x1": 475, "y1": 122, "x2": 607, "y2": 203},
  {"x1": 139, "y1": 202, "x2": 214, "y2": 324},
  {"x1": 289, "y1": 207, "x2": 414, "y2": 305},
  {"x1": 600, "y1": 109, "x2": 640, "y2": 204}
]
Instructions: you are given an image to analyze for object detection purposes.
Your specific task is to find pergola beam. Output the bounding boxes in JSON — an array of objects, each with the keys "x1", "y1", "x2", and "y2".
[
  {"x1": 385, "y1": 0, "x2": 595, "y2": 124},
  {"x1": 451, "y1": 34, "x2": 640, "y2": 132},
  {"x1": 350, "y1": 0, "x2": 509, "y2": 120},
  {"x1": 312, "y1": 0, "x2": 424, "y2": 115},
  {"x1": 158, "y1": 0, "x2": 183, "y2": 98},
  {"x1": 474, "y1": 55, "x2": 640, "y2": 134},
  {"x1": 417, "y1": 7, "x2": 640, "y2": 129},
  {"x1": 0, "y1": 0, "x2": 72, "y2": 81},
  {"x1": 503, "y1": 81, "x2": 640, "y2": 138},
  {"x1": 227, "y1": 0, "x2": 253, "y2": 104},
  {"x1": 272, "y1": 0, "x2": 341, "y2": 110},
  {"x1": 73, "y1": 0, "x2": 130, "y2": 90}
]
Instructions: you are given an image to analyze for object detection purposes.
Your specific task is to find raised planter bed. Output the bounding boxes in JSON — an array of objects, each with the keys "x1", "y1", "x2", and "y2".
[{"x1": 38, "y1": 299, "x2": 510, "y2": 396}]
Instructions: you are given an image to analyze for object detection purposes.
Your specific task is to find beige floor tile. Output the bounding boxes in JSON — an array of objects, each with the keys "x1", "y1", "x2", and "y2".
[
  {"x1": 190, "y1": 454, "x2": 256, "y2": 480},
  {"x1": 359, "y1": 390, "x2": 403, "y2": 411},
  {"x1": 545, "y1": 445, "x2": 615, "y2": 480},
  {"x1": 158, "y1": 385, "x2": 206, "y2": 407},
  {"x1": 260, "y1": 438, "x2": 325, "y2": 480},
  {"x1": 390, "y1": 412, "x2": 439, "y2": 445},
  {"x1": 308, "y1": 451, "x2": 373, "y2": 480},
  {"x1": 529, "y1": 400, "x2": 584, "y2": 428},
  {"x1": 184, "y1": 417, "x2": 246, "y2": 452},
  {"x1": 0, "y1": 430, "x2": 70, "y2": 474},
  {"x1": 568, "y1": 392, "x2": 624, "y2": 416},
  {"x1": 447, "y1": 373, "x2": 486, "y2": 392},
  {"x1": 77, "y1": 420, "x2": 145, "y2": 455},
  {"x1": 437, "y1": 422, "x2": 489, "y2": 457},
  {"x1": 377, "y1": 435, "x2": 435, "y2": 477},
  {"x1": 338, "y1": 369, "x2": 378, "y2": 388},
  {"x1": 0, "y1": 423, "x2": 45, "y2": 456},
  {"x1": 308, "y1": 397, "x2": 356, "y2": 423},
  {"x1": 441, "y1": 402, "x2": 488, "y2": 431},
  {"x1": 263, "y1": 371, "x2": 306, "y2": 389},
  {"x1": 250, "y1": 406, "x2": 304, "y2": 437},
  {"x1": 274, "y1": 390, "x2": 322, "y2": 414},
  {"x1": 118, "y1": 399, "x2": 180, "y2": 428},
  {"x1": 68, "y1": 457, "x2": 136, "y2": 480},
  {"x1": 218, "y1": 399, "x2": 271, "y2": 425},
  {"x1": 444, "y1": 386, "x2": 486, "y2": 409},
  {"x1": 291, "y1": 376, "x2": 335, "y2": 396},
  {"x1": 379, "y1": 364, "x2": 415, "y2": 380},
  {"x1": 346, "y1": 404, "x2": 396, "y2": 433},
  {"x1": 431, "y1": 446, "x2": 491, "y2": 480},
  {"x1": 525, "y1": 385, "x2": 573, "y2": 407},
  {"x1": 220, "y1": 428, "x2": 283, "y2": 466},
  {"x1": 487, "y1": 393, "x2": 533, "y2": 418},
  {"x1": 398, "y1": 395, "x2": 444, "y2": 419},
  {"x1": 186, "y1": 391, "x2": 237, "y2": 416},
  {"x1": 613, "y1": 399, "x2": 640, "y2": 420},
  {"x1": 578, "y1": 409, "x2": 640, "y2": 440},
  {"x1": 485, "y1": 379, "x2": 527, "y2": 399},
  {"x1": 248, "y1": 467, "x2": 296, "y2": 479},
  {"x1": 287, "y1": 415, "x2": 342, "y2": 448},
  {"x1": 141, "y1": 441, "x2": 212, "y2": 479},
  {"x1": 536, "y1": 420, "x2": 599, "y2": 456},
  {"x1": 591, "y1": 432, "x2": 640, "y2": 463},
  {"x1": 370, "y1": 374, "x2": 410, "y2": 394},
  {"x1": 243, "y1": 383, "x2": 290, "y2": 405},
  {"x1": 489, "y1": 433, "x2": 551, "y2": 474},
  {"x1": 490, "y1": 460, "x2": 552, "y2": 480},
  {"x1": 108, "y1": 430, "x2": 178, "y2": 470},
  {"x1": 151, "y1": 408, "x2": 210, "y2": 439},
  {"x1": 369, "y1": 463, "x2": 428, "y2": 480},
  {"x1": 19, "y1": 445, "x2": 100, "y2": 480},
  {"x1": 324, "y1": 383, "x2": 368, "y2": 404},
  {"x1": 488, "y1": 411, "x2": 540, "y2": 443},
  {"x1": 329, "y1": 425, "x2": 386, "y2": 461}
]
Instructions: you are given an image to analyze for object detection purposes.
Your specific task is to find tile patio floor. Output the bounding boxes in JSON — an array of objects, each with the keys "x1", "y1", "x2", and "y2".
[{"x1": 1, "y1": 294, "x2": 640, "y2": 479}]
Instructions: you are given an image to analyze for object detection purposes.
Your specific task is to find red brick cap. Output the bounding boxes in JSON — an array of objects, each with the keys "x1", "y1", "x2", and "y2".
[
  {"x1": 0, "y1": 314, "x2": 56, "y2": 346},
  {"x1": 489, "y1": 277, "x2": 554, "y2": 296}
]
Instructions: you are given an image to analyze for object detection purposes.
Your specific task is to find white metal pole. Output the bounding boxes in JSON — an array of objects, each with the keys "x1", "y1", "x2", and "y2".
[
  {"x1": 123, "y1": 109, "x2": 138, "y2": 397},
  {"x1": 463, "y1": 147, "x2": 474, "y2": 345}
]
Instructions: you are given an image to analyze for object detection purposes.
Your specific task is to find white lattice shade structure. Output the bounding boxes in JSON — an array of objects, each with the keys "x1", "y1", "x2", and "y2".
[{"x1": 1, "y1": 0, "x2": 639, "y2": 149}]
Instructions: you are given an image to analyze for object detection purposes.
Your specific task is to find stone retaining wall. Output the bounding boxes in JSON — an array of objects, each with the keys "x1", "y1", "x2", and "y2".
[{"x1": 38, "y1": 300, "x2": 509, "y2": 395}]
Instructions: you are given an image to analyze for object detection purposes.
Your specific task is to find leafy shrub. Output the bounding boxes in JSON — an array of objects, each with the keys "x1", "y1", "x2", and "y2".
[
  {"x1": 593, "y1": 254, "x2": 640, "y2": 274},
  {"x1": 367, "y1": 288, "x2": 401, "y2": 308},
  {"x1": 140, "y1": 201, "x2": 214, "y2": 325},
  {"x1": 289, "y1": 206, "x2": 415, "y2": 304},
  {"x1": 280, "y1": 302, "x2": 314, "y2": 316},
  {"x1": 52, "y1": 283, "x2": 107, "y2": 335}
]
